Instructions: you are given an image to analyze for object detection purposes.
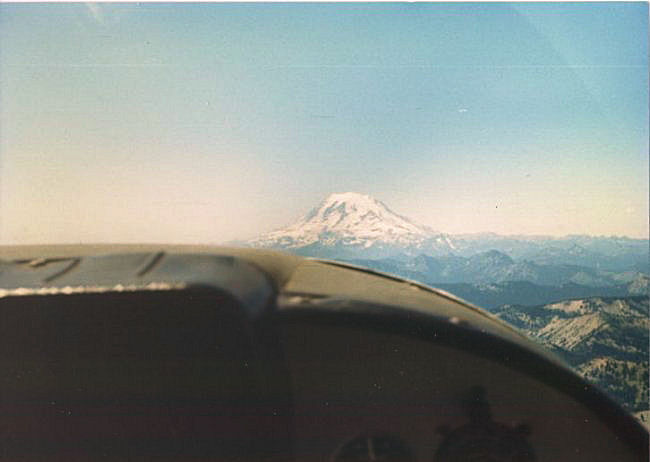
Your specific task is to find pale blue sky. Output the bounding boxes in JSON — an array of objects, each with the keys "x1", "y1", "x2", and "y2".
[{"x1": 1, "y1": 2, "x2": 647, "y2": 243}]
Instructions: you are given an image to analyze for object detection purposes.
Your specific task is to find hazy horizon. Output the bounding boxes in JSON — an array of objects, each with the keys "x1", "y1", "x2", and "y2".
[
  {"x1": 242, "y1": 190, "x2": 649, "y2": 243},
  {"x1": 1, "y1": 3, "x2": 648, "y2": 244}
]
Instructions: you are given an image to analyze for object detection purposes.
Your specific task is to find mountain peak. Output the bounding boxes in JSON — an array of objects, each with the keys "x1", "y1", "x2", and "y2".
[
  {"x1": 306, "y1": 192, "x2": 404, "y2": 223},
  {"x1": 249, "y1": 192, "x2": 443, "y2": 251}
]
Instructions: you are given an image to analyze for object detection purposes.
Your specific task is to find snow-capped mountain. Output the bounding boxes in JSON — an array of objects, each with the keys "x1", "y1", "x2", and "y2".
[
  {"x1": 248, "y1": 192, "x2": 456, "y2": 255},
  {"x1": 246, "y1": 191, "x2": 648, "y2": 264}
]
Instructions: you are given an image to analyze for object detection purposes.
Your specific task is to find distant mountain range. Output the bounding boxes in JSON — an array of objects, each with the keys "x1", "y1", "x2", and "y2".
[
  {"x1": 345, "y1": 253, "x2": 648, "y2": 287},
  {"x1": 248, "y1": 192, "x2": 647, "y2": 268},
  {"x1": 431, "y1": 280, "x2": 645, "y2": 311},
  {"x1": 246, "y1": 192, "x2": 648, "y2": 296}
]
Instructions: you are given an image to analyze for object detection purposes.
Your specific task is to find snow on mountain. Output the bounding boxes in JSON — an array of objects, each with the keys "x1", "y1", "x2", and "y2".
[
  {"x1": 249, "y1": 192, "x2": 447, "y2": 251},
  {"x1": 246, "y1": 191, "x2": 648, "y2": 263}
]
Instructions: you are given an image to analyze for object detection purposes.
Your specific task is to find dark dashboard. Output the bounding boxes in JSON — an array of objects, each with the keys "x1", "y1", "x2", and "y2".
[{"x1": 0, "y1": 246, "x2": 646, "y2": 461}]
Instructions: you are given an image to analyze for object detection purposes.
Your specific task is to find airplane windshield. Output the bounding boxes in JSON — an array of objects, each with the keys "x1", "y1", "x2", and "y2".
[{"x1": 0, "y1": 2, "x2": 647, "y2": 428}]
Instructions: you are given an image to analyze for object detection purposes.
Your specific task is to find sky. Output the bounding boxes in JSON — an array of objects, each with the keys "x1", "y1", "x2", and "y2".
[{"x1": 0, "y1": 2, "x2": 648, "y2": 244}]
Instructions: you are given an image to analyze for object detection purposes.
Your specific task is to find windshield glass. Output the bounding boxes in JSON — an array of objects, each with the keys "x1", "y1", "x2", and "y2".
[{"x1": 1, "y1": 2, "x2": 647, "y2": 423}]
